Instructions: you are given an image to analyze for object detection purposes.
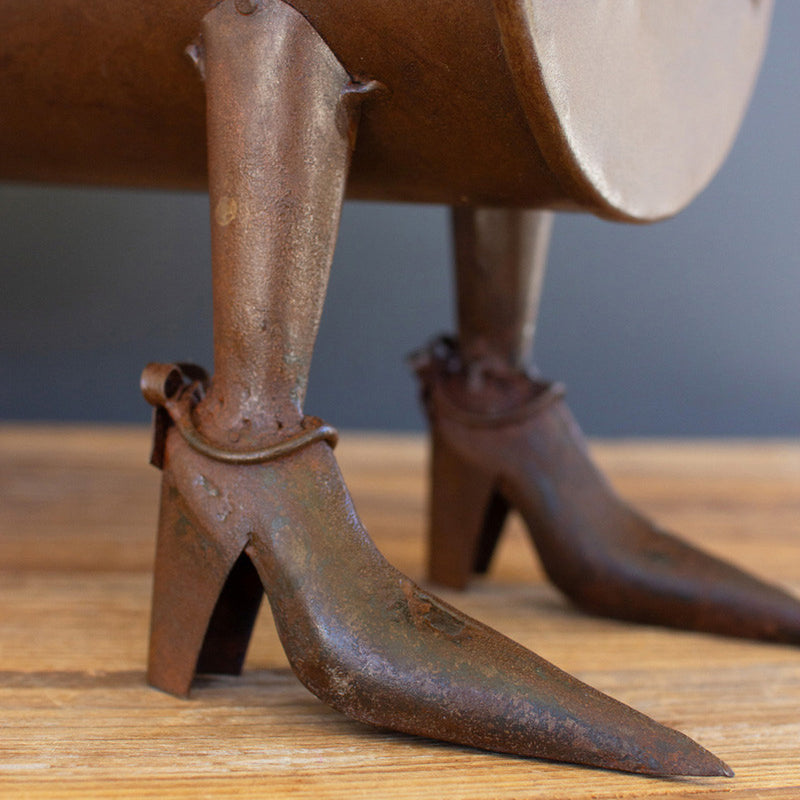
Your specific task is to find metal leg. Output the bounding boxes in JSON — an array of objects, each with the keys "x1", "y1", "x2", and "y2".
[
  {"x1": 453, "y1": 206, "x2": 553, "y2": 377},
  {"x1": 194, "y1": 0, "x2": 373, "y2": 447}
]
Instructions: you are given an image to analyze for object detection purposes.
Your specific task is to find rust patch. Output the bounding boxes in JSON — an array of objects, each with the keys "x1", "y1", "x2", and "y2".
[{"x1": 214, "y1": 195, "x2": 238, "y2": 226}]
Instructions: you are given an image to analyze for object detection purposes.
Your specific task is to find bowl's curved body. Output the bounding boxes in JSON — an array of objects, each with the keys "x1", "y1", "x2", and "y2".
[{"x1": 0, "y1": 0, "x2": 772, "y2": 221}]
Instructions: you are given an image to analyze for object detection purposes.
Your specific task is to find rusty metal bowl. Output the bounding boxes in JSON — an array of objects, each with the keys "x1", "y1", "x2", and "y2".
[{"x1": 0, "y1": 1, "x2": 771, "y2": 220}]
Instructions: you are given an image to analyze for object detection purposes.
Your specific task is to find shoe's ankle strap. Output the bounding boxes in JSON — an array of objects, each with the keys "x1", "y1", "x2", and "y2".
[
  {"x1": 410, "y1": 336, "x2": 565, "y2": 428},
  {"x1": 141, "y1": 362, "x2": 338, "y2": 467}
]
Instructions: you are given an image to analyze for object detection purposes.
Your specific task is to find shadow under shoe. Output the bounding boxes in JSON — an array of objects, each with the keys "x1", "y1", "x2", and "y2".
[
  {"x1": 414, "y1": 339, "x2": 800, "y2": 646},
  {"x1": 146, "y1": 417, "x2": 729, "y2": 776}
]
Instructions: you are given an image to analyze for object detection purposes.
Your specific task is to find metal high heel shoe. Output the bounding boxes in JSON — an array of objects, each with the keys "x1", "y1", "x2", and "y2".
[
  {"x1": 142, "y1": 360, "x2": 731, "y2": 776},
  {"x1": 414, "y1": 337, "x2": 800, "y2": 645}
]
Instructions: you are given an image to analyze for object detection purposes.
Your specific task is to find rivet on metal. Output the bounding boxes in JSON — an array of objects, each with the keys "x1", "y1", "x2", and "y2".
[{"x1": 234, "y1": 0, "x2": 261, "y2": 15}]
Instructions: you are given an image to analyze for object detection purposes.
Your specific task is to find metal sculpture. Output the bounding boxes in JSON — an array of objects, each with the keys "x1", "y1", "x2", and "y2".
[{"x1": 2, "y1": 0, "x2": 796, "y2": 777}]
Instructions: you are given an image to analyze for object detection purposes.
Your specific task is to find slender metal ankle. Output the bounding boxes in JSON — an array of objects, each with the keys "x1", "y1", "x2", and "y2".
[{"x1": 142, "y1": 362, "x2": 338, "y2": 466}]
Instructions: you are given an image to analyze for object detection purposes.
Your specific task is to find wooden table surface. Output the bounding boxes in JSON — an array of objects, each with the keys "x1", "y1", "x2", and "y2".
[{"x1": 1, "y1": 425, "x2": 799, "y2": 798}]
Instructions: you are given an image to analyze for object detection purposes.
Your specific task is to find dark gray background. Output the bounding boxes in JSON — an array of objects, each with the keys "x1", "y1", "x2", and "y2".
[{"x1": 1, "y1": 2, "x2": 798, "y2": 436}]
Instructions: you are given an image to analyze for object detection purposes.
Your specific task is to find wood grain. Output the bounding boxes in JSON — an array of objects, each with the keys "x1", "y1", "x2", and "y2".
[{"x1": 1, "y1": 425, "x2": 799, "y2": 798}]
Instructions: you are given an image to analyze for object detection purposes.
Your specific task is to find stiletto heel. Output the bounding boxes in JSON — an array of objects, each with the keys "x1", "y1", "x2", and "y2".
[
  {"x1": 147, "y1": 471, "x2": 252, "y2": 697},
  {"x1": 415, "y1": 336, "x2": 800, "y2": 646},
  {"x1": 428, "y1": 429, "x2": 508, "y2": 588}
]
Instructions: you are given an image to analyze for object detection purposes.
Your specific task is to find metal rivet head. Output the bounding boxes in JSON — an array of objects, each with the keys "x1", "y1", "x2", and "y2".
[{"x1": 234, "y1": 0, "x2": 261, "y2": 14}]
